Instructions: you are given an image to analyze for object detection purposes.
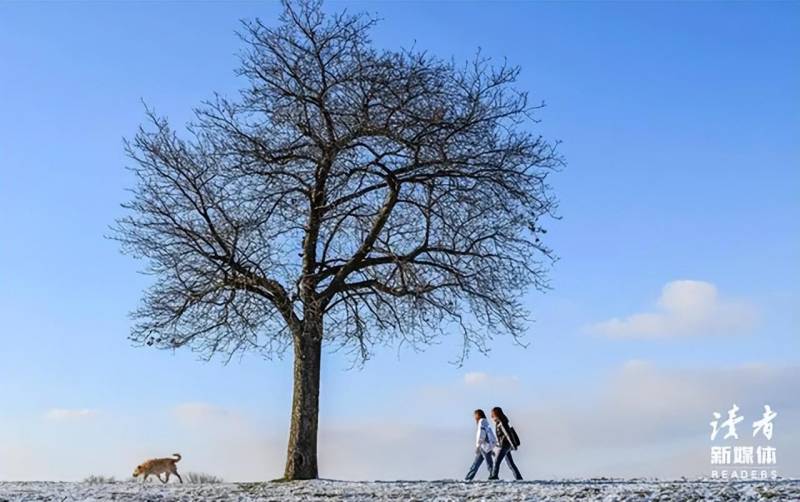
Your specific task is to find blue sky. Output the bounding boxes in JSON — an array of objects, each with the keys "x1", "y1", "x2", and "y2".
[{"x1": 1, "y1": 1, "x2": 798, "y2": 481}]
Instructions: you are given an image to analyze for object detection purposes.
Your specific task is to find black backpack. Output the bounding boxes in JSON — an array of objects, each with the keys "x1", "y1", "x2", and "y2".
[
  {"x1": 509, "y1": 426, "x2": 521, "y2": 449},
  {"x1": 500, "y1": 421, "x2": 522, "y2": 450}
]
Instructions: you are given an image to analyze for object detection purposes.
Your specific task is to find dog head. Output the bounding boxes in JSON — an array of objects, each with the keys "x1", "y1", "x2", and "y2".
[{"x1": 132, "y1": 464, "x2": 144, "y2": 477}]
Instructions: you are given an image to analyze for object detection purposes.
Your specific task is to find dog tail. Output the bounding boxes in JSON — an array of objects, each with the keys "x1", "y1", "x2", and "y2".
[{"x1": 173, "y1": 453, "x2": 182, "y2": 462}]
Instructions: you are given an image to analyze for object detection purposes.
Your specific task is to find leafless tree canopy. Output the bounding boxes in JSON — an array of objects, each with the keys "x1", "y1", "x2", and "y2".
[{"x1": 115, "y1": 0, "x2": 561, "y2": 364}]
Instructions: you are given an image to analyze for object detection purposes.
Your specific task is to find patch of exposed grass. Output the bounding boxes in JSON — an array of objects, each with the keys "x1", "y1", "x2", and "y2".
[
  {"x1": 184, "y1": 472, "x2": 224, "y2": 484},
  {"x1": 83, "y1": 475, "x2": 116, "y2": 484}
]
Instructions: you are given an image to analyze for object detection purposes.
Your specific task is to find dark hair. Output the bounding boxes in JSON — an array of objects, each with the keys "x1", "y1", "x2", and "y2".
[
  {"x1": 491, "y1": 406, "x2": 509, "y2": 424},
  {"x1": 474, "y1": 409, "x2": 486, "y2": 419}
]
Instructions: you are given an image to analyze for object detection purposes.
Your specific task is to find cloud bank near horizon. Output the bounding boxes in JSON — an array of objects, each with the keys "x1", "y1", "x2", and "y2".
[{"x1": 3, "y1": 362, "x2": 797, "y2": 481}]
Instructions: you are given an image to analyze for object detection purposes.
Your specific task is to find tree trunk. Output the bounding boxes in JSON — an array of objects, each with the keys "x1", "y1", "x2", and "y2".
[{"x1": 284, "y1": 321, "x2": 322, "y2": 480}]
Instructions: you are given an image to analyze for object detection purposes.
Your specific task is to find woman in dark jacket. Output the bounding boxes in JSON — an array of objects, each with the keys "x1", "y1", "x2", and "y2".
[{"x1": 489, "y1": 406, "x2": 523, "y2": 480}]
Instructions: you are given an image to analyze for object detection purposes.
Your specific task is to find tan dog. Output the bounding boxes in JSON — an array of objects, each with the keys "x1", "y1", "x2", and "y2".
[{"x1": 132, "y1": 453, "x2": 183, "y2": 483}]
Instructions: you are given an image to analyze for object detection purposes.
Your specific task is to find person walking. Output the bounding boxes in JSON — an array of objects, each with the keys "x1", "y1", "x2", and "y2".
[
  {"x1": 489, "y1": 406, "x2": 523, "y2": 480},
  {"x1": 464, "y1": 409, "x2": 497, "y2": 480}
]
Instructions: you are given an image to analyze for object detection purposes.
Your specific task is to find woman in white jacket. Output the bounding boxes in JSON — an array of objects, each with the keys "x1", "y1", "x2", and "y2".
[{"x1": 464, "y1": 409, "x2": 497, "y2": 480}]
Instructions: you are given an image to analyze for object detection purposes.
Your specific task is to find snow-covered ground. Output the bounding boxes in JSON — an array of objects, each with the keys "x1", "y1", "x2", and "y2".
[{"x1": 1, "y1": 479, "x2": 798, "y2": 501}]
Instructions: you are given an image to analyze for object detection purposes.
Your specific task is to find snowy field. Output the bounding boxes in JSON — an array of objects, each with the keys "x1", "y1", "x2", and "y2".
[{"x1": 1, "y1": 479, "x2": 799, "y2": 501}]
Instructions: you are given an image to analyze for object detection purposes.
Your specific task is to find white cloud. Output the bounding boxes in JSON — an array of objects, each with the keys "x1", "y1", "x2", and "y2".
[
  {"x1": 43, "y1": 408, "x2": 98, "y2": 421},
  {"x1": 463, "y1": 372, "x2": 488, "y2": 385},
  {"x1": 587, "y1": 280, "x2": 758, "y2": 339},
  {"x1": 171, "y1": 402, "x2": 234, "y2": 425},
  {"x1": 463, "y1": 371, "x2": 518, "y2": 387}
]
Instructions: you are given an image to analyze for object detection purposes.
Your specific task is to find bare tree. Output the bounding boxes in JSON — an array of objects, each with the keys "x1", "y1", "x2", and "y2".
[{"x1": 114, "y1": 0, "x2": 561, "y2": 480}]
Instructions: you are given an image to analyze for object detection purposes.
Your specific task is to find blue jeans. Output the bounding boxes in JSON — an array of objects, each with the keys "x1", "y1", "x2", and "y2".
[
  {"x1": 465, "y1": 449, "x2": 494, "y2": 480},
  {"x1": 490, "y1": 445, "x2": 523, "y2": 480}
]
